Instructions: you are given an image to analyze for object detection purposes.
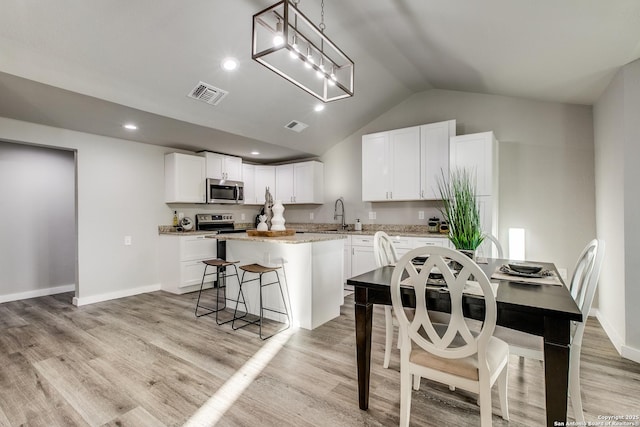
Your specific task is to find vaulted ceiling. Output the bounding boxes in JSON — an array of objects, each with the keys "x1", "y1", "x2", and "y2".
[{"x1": 1, "y1": 0, "x2": 639, "y2": 162}]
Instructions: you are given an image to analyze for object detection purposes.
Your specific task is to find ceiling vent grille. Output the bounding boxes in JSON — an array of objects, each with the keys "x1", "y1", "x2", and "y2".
[
  {"x1": 284, "y1": 120, "x2": 308, "y2": 133},
  {"x1": 187, "y1": 81, "x2": 228, "y2": 106}
]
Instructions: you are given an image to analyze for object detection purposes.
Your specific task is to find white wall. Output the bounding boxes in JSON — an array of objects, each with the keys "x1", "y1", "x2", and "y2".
[
  {"x1": 593, "y1": 68, "x2": 627, "y2": 353},
  {"x1": 0, "y1": 141, "x2": 76, "y2": 301},
  {"x1": 623, "y1": 60, "x2": 640, "y2": 356},
  {"x1": 0, "y1": 117, "x2": 173, "y2": 305},
  {"x1": 311, "y1": 89, "x2": 596, "y2": 277},
  {"x1": 593, "y1": 58, "x2": 640, "y2": 362}
]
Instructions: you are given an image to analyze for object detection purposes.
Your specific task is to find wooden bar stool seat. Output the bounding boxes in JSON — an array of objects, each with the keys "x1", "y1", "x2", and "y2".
[
  {"x1": 232, "y1": 263, "x2": 291, "y2": 340},
  {"x1": 194, "y1": 258, "x2": 241, "y2": 325}
]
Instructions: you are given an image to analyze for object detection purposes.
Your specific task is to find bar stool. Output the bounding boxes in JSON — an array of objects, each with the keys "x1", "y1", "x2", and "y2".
[
  {"x1": 232, "y1": 263, "x2": 290, "y2": 340},
  {"x1": 194, "y1": 258, "x2": 242, "y2": 325}
]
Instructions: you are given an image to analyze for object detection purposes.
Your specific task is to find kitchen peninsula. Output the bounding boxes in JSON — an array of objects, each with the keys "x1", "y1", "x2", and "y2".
[{"x1": 214, "y1": 232, "x2": 346, "y2": 330}]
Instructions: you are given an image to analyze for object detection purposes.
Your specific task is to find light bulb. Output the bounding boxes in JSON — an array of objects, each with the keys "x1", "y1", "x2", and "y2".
[
  {"x1": 290, "y1": 34, "x2": 299, "y2": 58},
  {"x1": 273, "y1": 20, "x2": 284, "y2": 47},
  {"x1": 316, "y1": 58, "x2": 325, "y2": 78},
  {"x1": 314, "y1": 104, "x2": 325, "y2": 112},
  {"x1": 305, "y1": 47, "x2": 314, "y2": 68}
]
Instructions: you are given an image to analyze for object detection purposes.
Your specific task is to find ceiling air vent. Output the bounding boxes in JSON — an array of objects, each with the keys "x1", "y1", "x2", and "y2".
[
  {"x1": 187, "y1": 81, "x2": 228, "y2": 106},
  {"x1": 284, "y1": 120, "x2": 308, "y2": 133}
]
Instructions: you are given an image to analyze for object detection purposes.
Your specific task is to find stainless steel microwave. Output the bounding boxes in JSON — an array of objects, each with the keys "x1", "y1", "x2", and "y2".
[{"x1": 206, "y1": 178, "x2": 244, "y2": 204}]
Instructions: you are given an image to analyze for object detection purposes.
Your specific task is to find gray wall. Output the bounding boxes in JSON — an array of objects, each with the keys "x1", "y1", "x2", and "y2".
[
  {"x1": 0, "y1": 117, "x2": 173, "y2": 304},
  {"x1": 594, "y1": 58, "x2": 640, "y2": 361},
  {"x1": 0, "y1": 141, "x2": 76, "y2": 300},
  {"x1": 295, "y1": 89, "x2": 595, "y2": 277}
]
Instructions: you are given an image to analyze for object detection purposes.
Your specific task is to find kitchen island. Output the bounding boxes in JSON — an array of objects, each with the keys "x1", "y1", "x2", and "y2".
[{"x1": 214, "y1": 232, "x2": 347, "y2": 330}]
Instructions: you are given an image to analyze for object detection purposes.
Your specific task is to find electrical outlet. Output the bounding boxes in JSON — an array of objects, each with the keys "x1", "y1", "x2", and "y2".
[
  {"x1": 241, "y1": 213, "x2": 246, "y2": 220},
  {"x1": 418, "y1": 211, "x2": 425, "y2": 220},
  {"x1": 310, "y1": 212, "x2": 314, "y2": 220},
  {"x1": 124, "y1": 236, "x2": 132, "y2": 246},
  {"x1": 369, "y1": 211, "x2": 376, "y2": 220}
]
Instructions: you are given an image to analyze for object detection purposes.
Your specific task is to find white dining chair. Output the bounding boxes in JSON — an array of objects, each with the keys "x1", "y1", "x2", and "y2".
[
  {"x1": 482, "y1": 233, "x2": 504, "y2": 259},
  {"x1": 493, "y1": 238, "x2": 605, "y2": 422},
  {"x1": 373, "y1": 231, "x2": 400, "y2": 369},
  {"x1": 391, "y1": 246, "x2": 509, "y2": 427}
]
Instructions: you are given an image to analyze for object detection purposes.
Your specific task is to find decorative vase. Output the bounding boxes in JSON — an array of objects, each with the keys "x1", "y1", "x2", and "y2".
[
  {"x1": 270, "y1": 200, "x2": 286, "y2": 231},
  {"x1": 451, "y1": 248, "x2": 476, "y2": 271},
  {"x1": 459, "y1": 249, "x2": 476, "y2": 261},
  {"x1": 257, "y1": 215, "x2": 268, "y2": 231},
  {"x1": 264, "y1": 187, "x2": 274, "y2": 229}
]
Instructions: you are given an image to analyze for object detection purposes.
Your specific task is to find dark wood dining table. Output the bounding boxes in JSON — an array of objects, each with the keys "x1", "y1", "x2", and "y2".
[{"x1": 347, "y1": 258, "x2": 583, "y2": 427}]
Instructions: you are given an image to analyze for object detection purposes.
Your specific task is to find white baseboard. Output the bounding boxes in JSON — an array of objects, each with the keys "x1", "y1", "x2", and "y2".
[
  {"x1": 73, "y1": 283, "x2": 162, "y2": 306},
  {"x1": 0, "y1": 284, "x2": 75, "y2": 304},
  {"x1": 621, "y1": 344, "x2": 640, "y2": 364},
  {"x1": 596, "y1": 310, "x2": 624, "y2": 354}
]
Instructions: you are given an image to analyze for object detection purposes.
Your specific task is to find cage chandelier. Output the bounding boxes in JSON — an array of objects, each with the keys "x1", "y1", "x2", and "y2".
[{"x1": 252, "y1": 0, "x2": 354, "y2": 103}]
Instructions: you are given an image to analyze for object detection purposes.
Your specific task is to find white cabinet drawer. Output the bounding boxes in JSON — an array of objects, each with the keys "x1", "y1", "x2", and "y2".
[
  {"x1": 180, "y1": 236, "x2": 217, "y2": 261},
  {"x1": 351, "y1": 235, "x2": 374, "y2": 246},
  {"x1": 411, "y1": 237, "x2": 449, "y2": 248},
  {"x1": 179, "y1": 260, "x2": 214, "y2": 288}
]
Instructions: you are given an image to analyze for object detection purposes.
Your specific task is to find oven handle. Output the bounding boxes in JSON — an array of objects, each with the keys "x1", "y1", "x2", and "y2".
[{"x1": 235, "y1": 183, "x2": 239, "y2": 203}]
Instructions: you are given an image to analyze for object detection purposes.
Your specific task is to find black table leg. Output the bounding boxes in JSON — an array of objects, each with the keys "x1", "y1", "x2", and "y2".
[
  {"x1": 355, "y1": 286, "x2": 373, "y2": 410},
  {"x1": 543, "y1": 317, "x2": 571, "y2": 427}
]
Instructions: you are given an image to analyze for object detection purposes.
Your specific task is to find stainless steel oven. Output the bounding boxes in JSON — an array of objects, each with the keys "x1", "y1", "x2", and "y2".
[{"x1": 206, "y1": 179, "x2": 244, "y2": 204}]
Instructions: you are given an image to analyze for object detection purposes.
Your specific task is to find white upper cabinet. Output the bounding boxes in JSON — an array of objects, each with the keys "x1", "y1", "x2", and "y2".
[
  {"x1": 203, "y1": 152, "x2": 243, "y2": 181},
  {"x1": 362, "y1": 132, "x2": 391, "y2": 201},
  {"x1": 420, "y1": 120, "x2": 456, "y2": 199},
  {"x1": 390, "y1": 126, "x2": 421, "y2": 201},
  {"x1": 362, "y1": 120, "x2": 454, "y2": 202},
  {"x1": 242, "y1": 164, "x2": 256, "y2": 204},
  {"x1": 275, "y1": 164, "x2": 295, "y2": 203},
  {"x1": 449, "y1": 131, "x2": 499, "y2": 238},
  {"x1": 449, "y1": 131, "x2": 498, "y2": 197},
  {"x1": 254, "y1": 165, "x2": 276, "y2": 204},
  {"x1": 362, "y1": 127, "x2": 421, "y2": 201},
  {"x1": 164, "y1": 153, "x2": 206, "y2": 203},
  {"x1": 276, "y1": 161, "x2": 324, "y2": 204}
]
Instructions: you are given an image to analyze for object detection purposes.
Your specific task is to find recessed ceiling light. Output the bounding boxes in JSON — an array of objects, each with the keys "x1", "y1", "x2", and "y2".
[
  {"x1": 314, "y1": 104, "x2": 325, "y2": 112},
  {"x1": 222, "y1": 57, "x2": 238, "y2": 71},
  {"x1": 123, "y1": 123, "x2": 138, "y2": 130},
  {"x1": 251, "y1": 151, "x2": 260, "y2": 155}
]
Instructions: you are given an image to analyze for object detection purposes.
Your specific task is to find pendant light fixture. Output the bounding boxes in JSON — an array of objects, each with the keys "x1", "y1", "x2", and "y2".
[{"x1": 252, "y1": 0, "x2": 354, "y2": 102}]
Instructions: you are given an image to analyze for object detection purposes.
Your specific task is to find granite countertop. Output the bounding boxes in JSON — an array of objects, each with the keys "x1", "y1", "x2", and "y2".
[
  {"x1": 214, "y1": 232, "x2": 347, "y2": 244},
  {"x1": 157, "y1": 223, "x2": 450, "y2": 239}
]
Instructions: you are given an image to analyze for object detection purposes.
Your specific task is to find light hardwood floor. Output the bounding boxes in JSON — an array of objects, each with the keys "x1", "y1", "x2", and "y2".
[{"x1": 0, "y1": 290, "x2": 638, "y2": 427}]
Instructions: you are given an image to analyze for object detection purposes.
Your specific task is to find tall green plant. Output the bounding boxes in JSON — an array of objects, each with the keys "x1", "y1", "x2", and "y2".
[{"x1": 437, "y1": 168, "x2": 484, "y2": 251}]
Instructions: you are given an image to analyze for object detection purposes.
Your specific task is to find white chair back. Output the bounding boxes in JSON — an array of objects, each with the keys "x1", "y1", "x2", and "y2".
[
  {"x1": 390, "y1": 246, "x2": 496, "y2": 359},
  {"x1": 571, "y1": 239, "x2": 605, "y2": 347},
  {"x1": 373, "y1": 231, "x2": 399, "y2": 267},
  {"x1": 478, "y1": 233, "x2": 504, "y2": 259}
]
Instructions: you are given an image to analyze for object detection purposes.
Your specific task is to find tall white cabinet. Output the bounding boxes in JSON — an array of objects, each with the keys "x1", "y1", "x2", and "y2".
[
  {"x1": 449, "y1": 131, "x2": 499, "y2": 254},
  {"x1": 362, "y1": 120, "x2": 455, "y2": 201}
]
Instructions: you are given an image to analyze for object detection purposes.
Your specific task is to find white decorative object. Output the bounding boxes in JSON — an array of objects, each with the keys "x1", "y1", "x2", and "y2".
[
  {"x1": 257, "y1": 215, "x2": 268, "y2": 231},
  {"x1": 270, "y1": 200, "x2": 286, "y2": 231}
]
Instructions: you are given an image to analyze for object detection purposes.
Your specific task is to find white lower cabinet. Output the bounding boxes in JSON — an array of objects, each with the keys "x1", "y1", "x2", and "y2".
[
  {"x1": 343, "y1": 233, "x2": 453, "y2": 283},
  {"x1": 351, "y1": 236, "x2": 376, "y2": 278},
  {"x1": 410, "y1": 236, "x2": 451, "y2": 249},
  {"x1": 350, "y1": 234, "x2": 413, "y2": 278},
  {"x1": 159, "y1": 234, "x2": 217, "y2": 294},
  {"x1": 343, "y1": 235, "x2": 352, "y2": 283}
]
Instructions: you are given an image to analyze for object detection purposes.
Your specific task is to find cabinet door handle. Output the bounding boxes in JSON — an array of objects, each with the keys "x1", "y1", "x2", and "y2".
[{"x1": 389, "y1": 191, "x2": 393, "y2": 199}]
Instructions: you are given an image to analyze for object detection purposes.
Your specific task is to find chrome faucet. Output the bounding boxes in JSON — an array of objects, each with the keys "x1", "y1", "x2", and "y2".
[{"x1": 334, "y1": 197, "x2": 347, "y2": 230}]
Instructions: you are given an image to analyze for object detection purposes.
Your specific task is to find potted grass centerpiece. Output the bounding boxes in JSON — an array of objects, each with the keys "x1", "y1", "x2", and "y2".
[{"x1": 437, "y1": 168, "x2": 484, "y2": 259}]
